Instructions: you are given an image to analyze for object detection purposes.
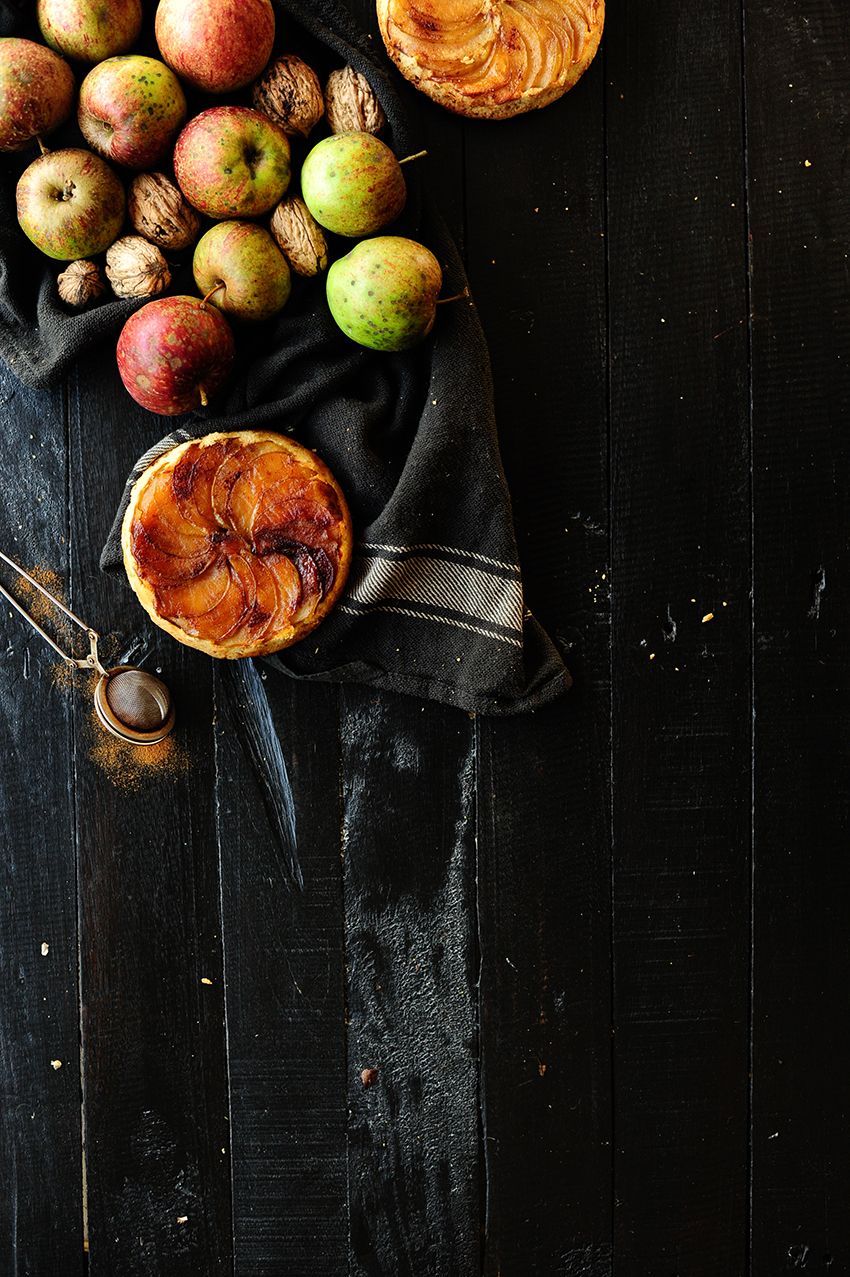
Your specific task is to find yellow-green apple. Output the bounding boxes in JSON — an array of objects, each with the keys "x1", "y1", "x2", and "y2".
[
  {"x1": 78, "y1": 55, "x2": 187, "y2": 171},
  {"x1": 300, "y1": 133, "x2": 408, "y2": 238},
  {"x1": 326, "y1": 236, "x2": 443, "y2": 351},
  {"x1": 154, "y1": 0, "x2": 275, "y2": 95},
  {"x1": 16, "y1": 148, "x2": 126, "y2": 260},
  {"x1": 193, "y1": 221, "x2": 291, "y2": 323},
  {"x1": 116, "y1": 295, "x2": 236, "y2": 415},
  {"x1": 37, "y1": 0, "x2": 143, "y2": 65},
  {"x1": 0, "y1": 38, "x2": 75, "y2": 153},
  {"x1": 173, "y1": 106, "x2": 291, "y2": 219}
]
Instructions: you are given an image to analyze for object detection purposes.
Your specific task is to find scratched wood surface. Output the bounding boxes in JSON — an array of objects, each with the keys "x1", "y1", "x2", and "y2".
[{"x1": 1, "y1": 0, "x2": 849, "y2": 1273}]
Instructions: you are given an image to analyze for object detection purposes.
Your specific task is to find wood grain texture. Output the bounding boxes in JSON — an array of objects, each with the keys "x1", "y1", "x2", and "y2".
[
  {"x1": 460, "y1": 37, "x2": 613, "y2": 1277},
  {"x1": 746, "y1": 2, "x2": 850, "y2": 1272},
  {"x1": 340, "y1": 689, "x2": 479, "y2": 1277},
  {"x1": 4, "y1": 0, "x2": 850, "y2": 1271},
  {"x1": 0, "y1": 368, "x2": 85, "y2": 1274},
  {"x1": 606, "y1": 1, "x2": 752, "y2": 1271},
  {"x1": 68, "y1": 359, "x2": 232, "y2": 1274},
  {"x1": 216, "y1": 664, "x2": 348, "y2": 1274}
]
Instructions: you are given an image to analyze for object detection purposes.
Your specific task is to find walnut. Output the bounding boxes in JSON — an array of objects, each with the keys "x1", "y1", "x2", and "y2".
[
  {"x1": 325, "y1": 65, "x2": 387, "y2": 136},
  {"x1": 105, "y1": 236, "x2": 171, "y2": 299},
  {"x1": 269, "y1": 195, "x2": 329, "y2": 276},
  {"x1": 127, "y1": 171, "x2": 201, "y2": 251},
  {"x1": 57, "y1": 260, "x2": 107, "y2": 308},
  {"x1": 252, "y1": 54, "x2": 324, "y2": 139}
]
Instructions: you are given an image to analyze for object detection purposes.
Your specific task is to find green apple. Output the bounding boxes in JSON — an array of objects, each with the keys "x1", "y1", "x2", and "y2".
[
  {"x1": 301, "y1": 133, "x2": 410, "y2": 238},
  {"x1": 16, "y1": 148, "x2": 126, "y2": 261},
  {"x1": 193, "y1": 221, "x2": 291, "y2": 323},
  {"x1": 326, "y1": 236, "x2": 443, "y2": 352}
]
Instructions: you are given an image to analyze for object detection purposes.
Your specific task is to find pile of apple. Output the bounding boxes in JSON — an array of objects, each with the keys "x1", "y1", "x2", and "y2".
[{"x1": 0, "y1": 0, "x2": 447, "y2": 416}]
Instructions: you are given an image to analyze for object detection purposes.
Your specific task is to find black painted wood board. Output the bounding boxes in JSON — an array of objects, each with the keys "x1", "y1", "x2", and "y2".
[
  {"x1": 746, "y1": 3, "x2": 850, "y2": 1272},
  {"x1": 1, "y1": 0, "x2": 849, "y2": 1273}
]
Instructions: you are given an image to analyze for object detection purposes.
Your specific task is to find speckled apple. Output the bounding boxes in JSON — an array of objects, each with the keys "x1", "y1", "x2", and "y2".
[
  {"x1": 78, "y1": 55, "x2": 187, "y2": 171},
  {"x1": 116, "y1": 295, "x2": 236, "y2": 415},
  {"x1": 173, "y1": 106, "x2": 291, "y2": 220},
  {"x1": 193, "y1": 222, "x2": 291, "y2": 324},
  {"x1": 16, "y1": 148, "x2": 126, "y2": 261},
  {"x1": 301, "y1": 133, "x2": 407, "y2": 238},
  {"x1": 0, "y1": 38, "x2": 76, "y2": 153},
  {"x1": 155, "y1": 0, "x2": 275, "y2": 95},
  {"x1": 326, "y1": 236, "x2": 443, "y2": 352},
  {"x1": 37, "y1": 0, "x2": 143, "y2": 65}
]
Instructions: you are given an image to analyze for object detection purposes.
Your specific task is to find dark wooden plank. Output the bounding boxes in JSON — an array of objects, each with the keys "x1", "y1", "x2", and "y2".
[
  {"x1": 332, "y1": 9, "x2": 486, "y2": 1274},
  {"x1": 606, "y1": 1, "x2": 752, "y2": 1271},
  {"x1": 745, "y1": 2, "x2": 850, "y2": 1270},
  {"x1": 0, "y1": 369, "x2": 85, "y2": 1274},
  {"x1": 340, "y1": 689, "x2": 480, "y2": 1277},
  {"x1": 67, "y1": 359, "x2": 232, "y2": 1274},
  {"x1": 215, "y1": 664, "x2": 348, "y2": 1274},
  {"x1": 462, "y1": 46, "x2": 613, "y2": 1277}
]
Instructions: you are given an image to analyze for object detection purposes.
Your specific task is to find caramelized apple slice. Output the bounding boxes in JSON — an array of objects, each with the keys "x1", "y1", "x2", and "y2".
[
  {"x1": 224, "y1": 453, "x2": 318, "y2": 536},
  {"x1": 260, "y1": 552, "x2": 303, "y2": 632},
  {"x1": 253, "y1": 497, "x2": 341, "y2": 558},
  {"x1": 209, "y1": 438, "x2": 283, "y2": 527},
  {"x1": 186, "y1": 559, "x2": 252, "y2": 641},
  {"x1": 156, "y1": 555, "x2": 231, "y2": 620},
  {"x1": 131, "y1": 524, "x2": 217, "y2": 583},
  {"x1": 228, "y1": 551, "x2": 258, "y2": 616},
  {"x1": 135, "y1": 479, "x2": 210, "y2": 558},
  {"x1": 172, "y1": 438, "x2": 241, "y2": 530}
]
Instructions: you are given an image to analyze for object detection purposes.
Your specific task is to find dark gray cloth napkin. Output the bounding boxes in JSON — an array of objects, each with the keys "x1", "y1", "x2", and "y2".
[{"x1": 0, "y1": 0, "x2": 571, "y2": 714}]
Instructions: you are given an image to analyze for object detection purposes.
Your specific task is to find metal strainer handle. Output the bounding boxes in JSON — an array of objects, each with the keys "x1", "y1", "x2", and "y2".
[{"x1": 0, "y1": 549, "x2": 175, "y2": 747}]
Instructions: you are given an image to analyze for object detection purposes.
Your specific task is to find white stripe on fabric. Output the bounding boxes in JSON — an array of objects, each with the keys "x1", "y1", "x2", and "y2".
[
  {"x1": 359, "y1": 541, "x2": 520, "y2": 575},
  {"x1": 337, "y1": 601, "x2": 524, "y2": 648},
  {"x1": 344, "y1": 553, "x2": 524, "y2": 635}
]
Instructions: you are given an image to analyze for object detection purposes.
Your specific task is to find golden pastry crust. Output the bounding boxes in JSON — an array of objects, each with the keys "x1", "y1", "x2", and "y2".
[
  {"x1": 122, "y1": 430, "x2": 353, "y2": 659},
  {"x1": 377, "y1": 0, "x2": 604, "y2": 120}
]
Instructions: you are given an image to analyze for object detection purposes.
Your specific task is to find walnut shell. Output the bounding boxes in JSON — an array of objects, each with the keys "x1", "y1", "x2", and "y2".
[
  {"x1": 325, "y1": 65, "x2": 387, "y2": 135},
  {"x1": 269, "y1": 195, "x2": 329, "y2": 276},
  {"x1": 127, "y1": 171, "x2": 201, "y2": 251},
  {"x1": 57, "y1": 260, "x2": 107, "y2": 308},
  {"x1": 106, "y1": 236, "x2": 171, "y2": 299},
  {"x1": 252, "y1": 54, "x2": 324, "y2": 139}
]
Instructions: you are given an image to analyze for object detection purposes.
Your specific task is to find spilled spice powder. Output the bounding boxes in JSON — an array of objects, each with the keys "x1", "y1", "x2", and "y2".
[
  {"x1": 87, "y1": 704, "x2": 192, "y2": 792},
  {"x1": 2, "y1": 559, "x2": 193, "y2": 789}
]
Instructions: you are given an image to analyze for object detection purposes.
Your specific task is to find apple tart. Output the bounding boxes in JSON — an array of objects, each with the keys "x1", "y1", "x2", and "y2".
[
  {"x1": 122, "y1": 431, "x2": 353, "y2": 658},
  {"x1": 376, "y1": 0, "x2": 604, "y2": 120}
]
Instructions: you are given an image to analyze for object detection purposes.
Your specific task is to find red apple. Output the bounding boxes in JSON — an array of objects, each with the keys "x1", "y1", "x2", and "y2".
[
  {"x1": 193, "y1": 221, "x2": 291, "y2": 323},
  {"x1": 37, "y1": 0, "x2": 143, "y2": 65},
  {"x1": 0, "y1": 38, "x2": 75, "y2": 153},
  {"x1": 78, "y1": 55, "x2": 187, "y2": 171},
  {"x1": 116, "y1": 295, "x2": 236, "y2": 415},
  {"x1": 154, "y1": 0, "x2": 275, "y2": 95},
  {"x1": 173, "y1": 106, "x2": 291, "y2": 220},
  {"x1": 16, "y1": 148, "x2": 126, "y2": 261}
]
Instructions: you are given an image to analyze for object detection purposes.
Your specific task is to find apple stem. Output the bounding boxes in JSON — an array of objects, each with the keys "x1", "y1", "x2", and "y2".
[
  {"x1": 202, "y1": 282, "x2": 226, "y2": 306},
  {"x1": 437, "y1": 287, "x2": 470, "y2": 304},
  {"x1": 36, "y1": 135, "x2": 49, "y2": 156},
  {"x1": 398, "y1": 150, "x2": 428, "y2": 166},
  {"x1": 198, "y1": 384, "x2": 209, "y2": 408}
]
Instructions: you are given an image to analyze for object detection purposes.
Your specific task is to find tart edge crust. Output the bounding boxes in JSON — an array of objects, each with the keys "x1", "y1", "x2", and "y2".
[{"x1": 121, "y1": 429, "x2": 354, "y2": 660}]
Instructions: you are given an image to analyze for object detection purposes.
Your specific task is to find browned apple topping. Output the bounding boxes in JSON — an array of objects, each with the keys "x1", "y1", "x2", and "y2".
[
  {"x1": 122, "y1": 431, "x2": 353, "y2": 658},
  {"x1": 376, "y1": 0, "x2": 605, "y2": 120}
]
